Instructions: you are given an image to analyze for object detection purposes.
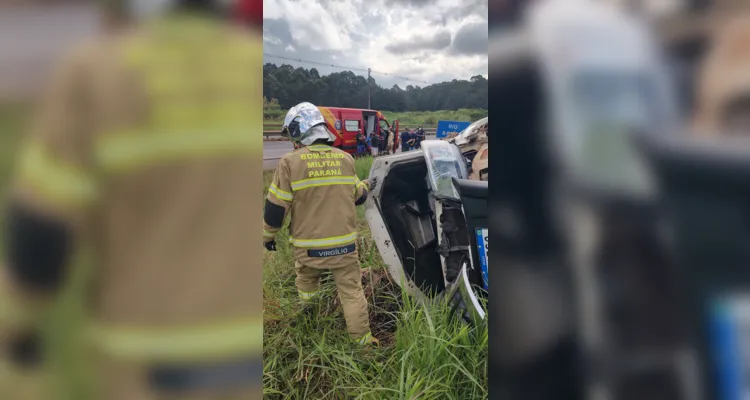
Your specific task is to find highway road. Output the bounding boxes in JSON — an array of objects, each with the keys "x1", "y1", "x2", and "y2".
[{"x1": 263, "y1": 135, "x2": 438, "y2": 169}]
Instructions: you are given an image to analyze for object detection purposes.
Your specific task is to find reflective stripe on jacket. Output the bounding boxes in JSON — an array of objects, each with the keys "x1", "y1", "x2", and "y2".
[{"x1": 264, "y1": 144, "x2": 366, "y2": 268}]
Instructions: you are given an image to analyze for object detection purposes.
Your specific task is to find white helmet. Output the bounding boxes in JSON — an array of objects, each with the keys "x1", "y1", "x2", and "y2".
[{"x1": 282, "y1": 102, "x2": 336, "y2": 146}]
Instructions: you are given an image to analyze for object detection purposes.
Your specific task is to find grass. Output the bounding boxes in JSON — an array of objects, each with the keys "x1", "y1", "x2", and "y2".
[
  {"x1": 264, "y1": 109, "x2": 488, "y2": 127},
  {"x1": 0, "y1": 104, "x2": 487, "y2": 399},
  {"x1": 384, "y1": 109, "x2": 488, "y2": 126},
  {"x1": 263, "y1": 157, "x2": 488, "y2": 399}
]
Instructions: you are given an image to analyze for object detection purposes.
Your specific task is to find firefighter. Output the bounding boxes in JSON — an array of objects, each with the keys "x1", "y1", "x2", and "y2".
[
  {"x1": 263, "y1": 102, "x2": 380, "y2": 346},
  {"x1": 0, "y1": 1, "x2": 264, "y2": 399},
  {"x1": 383, "y1": 127, "x2": 393, "y2": 155}
]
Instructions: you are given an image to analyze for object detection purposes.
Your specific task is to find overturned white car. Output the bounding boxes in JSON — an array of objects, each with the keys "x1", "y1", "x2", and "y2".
[{"x1": 365, "y1": 140, "x2": 488, "y2": 323}]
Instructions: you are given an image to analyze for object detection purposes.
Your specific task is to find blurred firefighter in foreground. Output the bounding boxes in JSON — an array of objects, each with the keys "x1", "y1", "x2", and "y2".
[
  {"x1": 263, "y1": 102, "x2": 380, "y2": 346},
  {"x1": 0, "y1": 0, "x2": 264, "y2": 399}
]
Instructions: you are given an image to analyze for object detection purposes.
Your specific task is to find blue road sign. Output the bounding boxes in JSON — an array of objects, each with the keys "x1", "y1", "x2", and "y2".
[{"x1": 436, "y1": 120, "x2": 471, "y2": 139}]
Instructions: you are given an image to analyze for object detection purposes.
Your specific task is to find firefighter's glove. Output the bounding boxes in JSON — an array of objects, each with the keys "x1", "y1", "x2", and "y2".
[
  {"x1": 5, "y1": 330, "x2": 43, "y2": 370},
  {"x1": 264, "y1": 240, "x2": 277, "y2": 251},
  {"x1": 367, "y1": 177, "x2": 377, "y2": 191}
]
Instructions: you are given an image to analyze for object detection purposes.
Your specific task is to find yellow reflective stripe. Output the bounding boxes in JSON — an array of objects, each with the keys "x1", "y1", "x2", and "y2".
[
  {"x1": 17, "y1": 143, "x2": 98, "y2": 206},
  {"x1": 298, "y1": 290, "x2": 318, "y2": 300},
  {"x1": 89, "y1": 318, "x2": 263, "y2": 362},
  {"x1": 0, "y1": 300, "x2": 37, "y2": 327},
  {"x1": 356, "y1": 332, "x2": 373, "y2": 345},
  {"x1": 263, "y1": 229, "x2": 276, "y2": 238},
  {"x1": 290, "y1": 232, "x2": 357, "y2": 248},
  {"x1": 95, "y1": 129, "x2": 261, "y2": 173},
  {"x1": 308, "y1": 145, "x2": 331, "y2": 152},
  {"x1": 353, "y1": 179, "x2": 368, "y2": 194},
  {"x1": 268, "y1": 183, "x2": 293, "y2": 201},
  {"x1": 290, "y1": 176, "x2": 357, "y2": 191}
]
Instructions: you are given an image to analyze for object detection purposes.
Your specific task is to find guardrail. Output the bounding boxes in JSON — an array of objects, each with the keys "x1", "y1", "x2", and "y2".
[
  {"x1": 263, "y1": 123, "x2": 437, "y2": 128},
  {"x1": 262, "y1": 124, "x2": 438, "y2": 140}
]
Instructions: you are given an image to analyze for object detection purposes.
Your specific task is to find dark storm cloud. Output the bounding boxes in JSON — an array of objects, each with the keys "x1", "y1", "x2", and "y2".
[
  {"x1": 451, "y1": 20, "x2": 488, "y2": 56},
  {"x1": 263, "y1": 17, "x2": 368, "y2": 78},
  {"x1": 384, "y1": 30, "x2": 452, "y2": 54}
]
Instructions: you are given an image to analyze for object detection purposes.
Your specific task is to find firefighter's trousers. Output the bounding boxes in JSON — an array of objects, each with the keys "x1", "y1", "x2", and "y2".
[
  {"x1": 96, "y1": 355, "x2": 262, "y2": 400},
  {"x1": 294, "y1": 261, "x2": 371, "y2": 341}
]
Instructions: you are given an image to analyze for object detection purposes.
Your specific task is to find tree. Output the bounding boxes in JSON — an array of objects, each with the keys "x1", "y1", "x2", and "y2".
[{"x1": 263, "y1": 63, "x2": 488, "y2": 111}]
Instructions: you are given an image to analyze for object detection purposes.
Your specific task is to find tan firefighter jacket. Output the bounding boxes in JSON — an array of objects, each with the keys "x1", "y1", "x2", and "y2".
[
  {"x1": 0, "y1": 15, "x2": 264, "y2": 367},
  {"x1": 264, "y1": 144, "x2": 369, "y2": 269}
]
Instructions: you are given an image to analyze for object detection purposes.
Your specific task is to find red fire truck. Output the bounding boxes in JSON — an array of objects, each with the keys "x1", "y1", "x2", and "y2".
[{"x1": 293, "y1": 107, "x2": 400, "y2": 154}]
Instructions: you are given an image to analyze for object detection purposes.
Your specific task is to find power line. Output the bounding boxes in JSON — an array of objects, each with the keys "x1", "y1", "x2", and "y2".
[{"x1": 263, "y1": 53, "x2": 431, "y2": 85}]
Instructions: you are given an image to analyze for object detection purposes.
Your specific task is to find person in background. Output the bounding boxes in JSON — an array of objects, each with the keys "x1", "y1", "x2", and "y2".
[
  {"x1": 382, "y1": 127, "x2": 392, "y2": 155},
  {"x1": 392, "y1": 129, "x2": 398, "y2": 153},
  {"x1": 408, "y1": 128, "x2": 417, "y2": 151},
  {"x1": 378, "y1": 130, "x2": 386, "y2": 156},
  {"x1": 400, "y1": 128, "x2": 411, "y2": 153},
  {"x1": 415, "y1": 125, "x2": 425, "y2": 149},
  {"x1": 356, "y1": 129, "x2": 367, "y2": 157},
  {"x1": 369, "y1": 130, "x2": 380, "y2": 157},
  {"x1": 385, "y1": 128, "x2": 396, "y2": 155}
]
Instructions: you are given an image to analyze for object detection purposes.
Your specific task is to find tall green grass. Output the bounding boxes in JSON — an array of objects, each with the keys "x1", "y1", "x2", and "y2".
[
  {"x1": 263, "y1": 157, "x2": 488, "y2": 399},
  {"x1": 385, "y1": 109, "x2": 487, "y2": 126},
  {"x1": 264, "y1": 109, "x2": 487, "y2": 126},
  {"x1": 0, "y1": 106, "x2": 487, "y2": 399}
]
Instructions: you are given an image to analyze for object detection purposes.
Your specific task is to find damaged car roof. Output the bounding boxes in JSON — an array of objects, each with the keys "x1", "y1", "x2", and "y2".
[{"x1": 446, "y1": 117, "x2": 488, "y2": 146}]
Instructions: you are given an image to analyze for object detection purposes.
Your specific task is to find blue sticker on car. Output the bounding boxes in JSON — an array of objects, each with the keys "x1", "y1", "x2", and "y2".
[
  {"x1": 708, "y1": 295, "x2": 750, "y2": 400},
  {"x1": 475, "y1": 228, "x2": 488, "y2": 289}
]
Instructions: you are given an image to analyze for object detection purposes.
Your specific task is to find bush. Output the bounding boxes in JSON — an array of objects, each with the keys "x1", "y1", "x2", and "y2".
[{"x1": 264, "y1": 97, "x2": 285, "y2": 121}]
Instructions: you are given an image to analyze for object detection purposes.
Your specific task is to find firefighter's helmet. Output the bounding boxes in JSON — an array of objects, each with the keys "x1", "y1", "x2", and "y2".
[{"x1": 282, "y1": 102, "x2": 336, "y2": 146}]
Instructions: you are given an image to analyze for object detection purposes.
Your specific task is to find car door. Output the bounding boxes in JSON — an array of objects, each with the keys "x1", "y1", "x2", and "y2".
[
  {"x1": 447, "y1": 178, "x2": 488, "y2": 324},
  {"x1": 420, "y1": 141, "x2": 486, "y2": 323},
  {"x1": 339, "y1": 109, "x2": 362, "y2": 152}
]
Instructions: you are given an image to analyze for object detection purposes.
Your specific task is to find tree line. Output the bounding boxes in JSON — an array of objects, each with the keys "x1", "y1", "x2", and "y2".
[{"x1": 263, "y1": 63, "x2": 488, "y2": 113}]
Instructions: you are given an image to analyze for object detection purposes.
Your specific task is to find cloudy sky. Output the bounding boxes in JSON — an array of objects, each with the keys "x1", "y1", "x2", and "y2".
[{"x1": 263, "y1": 0, "x2": 488, "y2": 88}]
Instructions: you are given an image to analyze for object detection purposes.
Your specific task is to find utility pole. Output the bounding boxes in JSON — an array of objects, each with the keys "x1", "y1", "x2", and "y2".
[{"x1": 367, "y1": 67, "x2": 371, "y2": 109}]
